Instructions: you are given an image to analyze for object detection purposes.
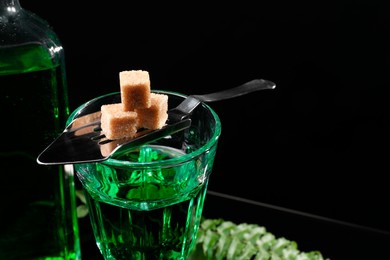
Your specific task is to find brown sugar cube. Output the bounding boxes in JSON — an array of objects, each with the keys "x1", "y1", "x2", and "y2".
[
  {"x1": 119, "y1": 70, "x2": 151, "y2": 111},
  {"x1": 100, "y1": 103, "x2": 138, "y2": 140},
  {"x1": 135, "y1": 93, "x2": 168, "y2": 130}
]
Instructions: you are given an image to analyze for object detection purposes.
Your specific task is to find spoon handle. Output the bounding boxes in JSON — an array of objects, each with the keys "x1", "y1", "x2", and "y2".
[
  {"x1": 168, "y1": 79, "x2": 276, "y2": 122},
  {"x1": 193, "y1": 79, "x2": 276, "y2": 102}
]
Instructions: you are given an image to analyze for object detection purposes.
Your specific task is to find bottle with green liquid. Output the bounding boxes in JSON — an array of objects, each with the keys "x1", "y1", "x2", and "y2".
[{"x1": 0, "y1": 0, "x2": 81, "y2": 259}]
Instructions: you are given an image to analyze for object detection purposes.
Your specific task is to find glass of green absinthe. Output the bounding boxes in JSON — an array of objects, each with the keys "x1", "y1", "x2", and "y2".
[{"x1": 72, "y1": 90, "x2": 221, "y2": 260}]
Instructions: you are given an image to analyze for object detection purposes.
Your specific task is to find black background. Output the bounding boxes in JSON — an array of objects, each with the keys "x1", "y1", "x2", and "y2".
[{"x1": 22, "y1": 1, "x2": 390, "y2": 234}]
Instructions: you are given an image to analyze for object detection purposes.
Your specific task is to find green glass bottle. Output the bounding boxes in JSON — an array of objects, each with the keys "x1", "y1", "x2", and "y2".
[{"x1": 0, "y1": 0, "x2": 81, "y2": 259}]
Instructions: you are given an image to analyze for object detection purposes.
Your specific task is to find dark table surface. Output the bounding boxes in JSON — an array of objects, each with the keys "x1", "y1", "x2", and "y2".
[{"x1": 79, "y1": 190, "x2": 390, "y2": 260}]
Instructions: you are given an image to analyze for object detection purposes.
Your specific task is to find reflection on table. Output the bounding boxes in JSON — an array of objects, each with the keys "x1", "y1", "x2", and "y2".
[{"x1": 79, "y1": 190, "x2": 390, "y2": 259}]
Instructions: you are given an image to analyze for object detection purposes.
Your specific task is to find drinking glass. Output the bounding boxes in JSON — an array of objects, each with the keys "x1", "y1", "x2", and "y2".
[{"x1": 71, "y1": 90, "x2": 221, "y2": 259}]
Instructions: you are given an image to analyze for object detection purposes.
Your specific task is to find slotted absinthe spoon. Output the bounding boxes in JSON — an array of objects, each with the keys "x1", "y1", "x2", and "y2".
[{"x1": 37, "y1": 79, "x2": 275, "y2": 165}]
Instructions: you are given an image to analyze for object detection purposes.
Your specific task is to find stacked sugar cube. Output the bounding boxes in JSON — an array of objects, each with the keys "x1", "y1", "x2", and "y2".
[{"x1": 100, "y1": 70, "x2": 168, "y2": 140}]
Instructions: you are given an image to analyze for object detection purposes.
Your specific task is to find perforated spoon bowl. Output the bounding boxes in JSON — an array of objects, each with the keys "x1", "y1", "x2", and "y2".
[{"x1": 37, "y1": 79, "x2": 275, "y2": 165}]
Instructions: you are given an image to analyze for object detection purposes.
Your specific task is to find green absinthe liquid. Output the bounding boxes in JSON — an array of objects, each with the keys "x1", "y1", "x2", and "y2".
[
  {"x1": 82, "y1": 145, "x2": 208, "y2": 260},
  {"x1": 0, "y1": 43, "x2": 78, "y2": 259}
]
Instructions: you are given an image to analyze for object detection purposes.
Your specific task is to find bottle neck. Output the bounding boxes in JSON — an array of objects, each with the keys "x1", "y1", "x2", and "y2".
[
  {"x1": 0, "y1": 0, "x2": 22, "y2": 14},
  {"x1": 1, "y1": 0, "x2": 20, "y2": 7}
]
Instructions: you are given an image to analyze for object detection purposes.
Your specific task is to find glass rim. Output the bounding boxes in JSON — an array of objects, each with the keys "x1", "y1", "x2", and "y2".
[{"x1": 69, "y1": 89, "x2": 222, "y2": 168}]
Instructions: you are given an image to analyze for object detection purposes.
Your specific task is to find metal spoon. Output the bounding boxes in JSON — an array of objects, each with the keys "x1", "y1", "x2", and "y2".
[{"x1": 36, "y1": 79, "x2": 275, "y2": 165}]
